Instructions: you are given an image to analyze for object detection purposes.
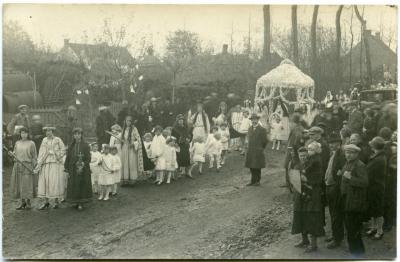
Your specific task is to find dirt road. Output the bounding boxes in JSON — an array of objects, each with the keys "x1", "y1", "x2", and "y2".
[{"x1": 2, "y1": 149, "x2": 396, "y2": 259}]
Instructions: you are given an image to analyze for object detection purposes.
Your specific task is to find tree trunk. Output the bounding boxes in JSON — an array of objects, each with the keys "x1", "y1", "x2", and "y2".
[
  {"x1": 311, "y1": 6, "x2": 319, "y2": 87},
  {"x1": 349, "y1": 7, "x2": 354, "y2": 89},
  {"x1": 291, "y1": 5, "x2": 299, "y2": 66},
  {"x1": 335, "y1": 5, "x2": 344, "y2": 88},
  {"x1": 354, "y1": 5, "x2": 372, "y2": 87},
  {"x1": 263, "y1": 5, "x2": 271, "y2": 63}
]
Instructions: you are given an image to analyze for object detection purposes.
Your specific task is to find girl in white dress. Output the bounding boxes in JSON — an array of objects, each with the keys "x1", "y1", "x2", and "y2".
[
  {"x1": 151, "y1": 126, "x2": 167, "y2": 185},
  {"x1": 110, "y1": 145, "x2": 122, "y2": 195},
  {"x1": 188, "y1": 136, "x2": 206, "y2": 176},
  {"x1": 97, "y1": 144, "x2": 114, "y2": 201},
  {"x1": 270, "y1": 113, "x2": 284, "y2": 150},
  {"x1": 35, "y1": 126, "x2": 65, "y2": 210},
  {"x1": 109, "y1": 124, "x2": 122, "y2": 153},
  {"x1": 206, "y1": 132, "x2": 223, "y2": 171},
  {"x1": 230, "y1": 104, "x2": 243, "y2": 151},
  {"x1": 239, "y1": 110, "x2": 252, "y2": 155},
  {"x1": 218, "y1": 123, "x2": 230, "y2": 165},
  {"x1": 89, "y1": 142, "x2": 102, "y2": 194},
  {"x1": 164, "y1": 137, "x2": 179, "y2": 184}
]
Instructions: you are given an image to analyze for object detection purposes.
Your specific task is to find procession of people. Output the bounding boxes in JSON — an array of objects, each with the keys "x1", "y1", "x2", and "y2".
[{"x1": 4, "y1": 86, "x2": 397, "y2": 258}]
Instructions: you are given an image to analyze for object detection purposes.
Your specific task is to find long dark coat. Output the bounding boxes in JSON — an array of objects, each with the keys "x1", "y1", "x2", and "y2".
[
  {"x1": 340, "y1": 160, "x2": 369, "y2": 212},
  {"x1": 65, "y1": 140, "x2": 92, "y2": 203},
  {"x1": 172, "y1": 125, "x2": 191, "y2": 167},
  {"x1": 245, "y1": 125, "x2": 268, "y2": 169},
  {"x1": 291, "y1": 154, "x2": 325, "y2": 237},
  {"x1": 284, "y1": 124, "x2": 304, "y2": 169},
  {"x1": 367, "y1": 151, "x2": 387, "y2": 217}
]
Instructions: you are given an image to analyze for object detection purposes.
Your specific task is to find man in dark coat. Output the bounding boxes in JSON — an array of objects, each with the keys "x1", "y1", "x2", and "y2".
[
  {"x1": 95, "y1": 106, "x2": 115, "y2": 146},
  {"x1": 325, "y1": 133, "x2": 346, "y2": 249},
  {"x1": 339, "y1": 144, "x2": 369, "y2": 257},
  {"x1": 245, "y1": 114, "x2": 268, "y2": 186},
  {"x1": 148, "y1": 97, "x2": 163, "y2": 127}
]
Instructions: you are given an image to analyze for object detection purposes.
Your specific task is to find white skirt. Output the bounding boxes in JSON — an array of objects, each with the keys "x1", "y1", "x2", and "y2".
[
  {"x1": 37, "y1": 162, "x2": 65, "y2": 199},
  {"x1": 98, "y1": 172, "x2": 114, "y2": 186},
  {"x1": 113, "y1": 170, "x2": 121, "y2": 184},
  {"x1": 155, "y1": 157, "x2": 166, "y2": 171},
  {"x1": 90, "y1": 165, "x2": 101, "y2": 184},
  {"x1": 192, "y1": 154, "x2": 205, "y2": 163}
]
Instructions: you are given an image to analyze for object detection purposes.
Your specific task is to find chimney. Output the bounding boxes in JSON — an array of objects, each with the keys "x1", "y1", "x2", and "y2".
[
  {"x1": 222, "y1": 44, "x2": 228, "y2": 54},
  {"x1": 64, "y1": 39, "x2": 69, "y2": 46},
  {"x1": 375, "y1": 31, "x2": 381, "y2": 39}
]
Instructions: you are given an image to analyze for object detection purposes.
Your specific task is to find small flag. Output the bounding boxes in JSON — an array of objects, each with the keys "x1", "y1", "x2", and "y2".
[
  {"x1": 77, "y1": 90, "x2": 82, "y2": 94},
  {"x1": 76, "y1": 99, "x2": 81, "y2": 105},
  {"x1": 130, "y1": 85, "x2": 135, "y2": 93},
  {"x1": 84, "y1": 89, "x2": 89, "y2": 94},
  {"x1": 138, "y1": 75, "x2": 144, "y2": 81},
  {"x1": 135, "y1": 64, "x2": 139, "y2": 69}
]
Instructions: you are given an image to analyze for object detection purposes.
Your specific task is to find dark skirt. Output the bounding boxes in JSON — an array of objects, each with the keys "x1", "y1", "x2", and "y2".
[
  {"x1": 367, "y1": 188, "x2": 385, "y2": 217},
  {"x1": 291, "y1": 211, "x2": 325, "y2": 237},
  {"x1": 177, "y1": 142, "x2": 191, "y2": 167},
  {"x1": 66, "y1": 168, "x2": 92, "y2": 203}
]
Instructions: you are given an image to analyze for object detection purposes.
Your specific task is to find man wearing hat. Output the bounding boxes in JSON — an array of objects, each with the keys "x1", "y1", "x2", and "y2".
[
  {"x1": 245, "y1": 113, "x2": 268, "y2": 186},
  {"x1": 325, "y1": 132, "x2": 346, "y2": 249},
  {"x1": 95, "y1": 105, "x2": 116, "y2": 147},
  {"x1": 339, "y1": 144, "x2": 368, "y2": 257},
  {"x1": 7, "y1": 104, "x2": 31, "y2": 139},
  {"x1": 307, "y1": 126, "x2": 330, "y2": 174}
]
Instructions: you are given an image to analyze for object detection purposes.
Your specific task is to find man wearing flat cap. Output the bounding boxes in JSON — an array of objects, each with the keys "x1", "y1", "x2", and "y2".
[
  {"x1": 339, "y1": 144, "x2": 368, "y2": 257},
  {"x1": 245, "y1": 113, "x2": 268, "y2": 186},
  {"x1": 7, "y1": 105, "x2": 31, "y2": 144},
  {"x1": 307, "y1": 126, "x2": 330, "y2": 174}
]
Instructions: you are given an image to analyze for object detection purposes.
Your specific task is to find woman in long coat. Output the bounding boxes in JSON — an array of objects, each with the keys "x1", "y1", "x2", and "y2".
[
  {"x1": 64, "y1": 127, "x2": 92, "y2": 210},
  {"x1": 35, "y1": 126, "x2": 66, "y2": 210},
  {"x1": 10, "y1": 127, "x2": 37, "y2": 210},
  {"x1": 292, "y1": 142, "x2": 325, "y2": 253},
  {"x1": 365, "y1": 136, "x2": 387, "y2": 239},
  {"x1": 172, "y1": 114, "x2": 192, "y2": 176},
  {"x1": 120, "y1": 115, "x2": 144, "y2": 186}
]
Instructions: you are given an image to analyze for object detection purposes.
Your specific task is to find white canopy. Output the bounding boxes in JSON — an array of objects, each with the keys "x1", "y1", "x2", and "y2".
[
  {"x1": 255, "y1": 59, "x2": 315, "y2": 105},
  {"x1": 256, "y1": 59, "x2": 314, "y2": 89}
]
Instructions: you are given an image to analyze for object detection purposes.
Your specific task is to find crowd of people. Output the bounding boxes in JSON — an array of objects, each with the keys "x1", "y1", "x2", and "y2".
[
  {"x1": 4, "y1": 89, "x2": 397, "y2": 258},
  {"x1": 285, "y1": 97, "x2": 397, "y2": 257}
]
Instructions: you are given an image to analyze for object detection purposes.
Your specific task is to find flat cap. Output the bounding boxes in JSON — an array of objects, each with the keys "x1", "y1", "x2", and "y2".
[{"x1": 309, "y1": 126, "x2": 324, "y2": 134}]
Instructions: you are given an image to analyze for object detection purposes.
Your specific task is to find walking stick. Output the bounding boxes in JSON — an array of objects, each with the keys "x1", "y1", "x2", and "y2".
[{"x1": 3, "y1": 145, "x2": 35, "y2": 173}]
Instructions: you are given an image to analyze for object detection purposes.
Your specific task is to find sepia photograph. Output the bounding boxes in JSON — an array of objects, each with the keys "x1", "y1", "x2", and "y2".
[{"x1": 2, "y1": 3, "x2": 398, "y2": 260}]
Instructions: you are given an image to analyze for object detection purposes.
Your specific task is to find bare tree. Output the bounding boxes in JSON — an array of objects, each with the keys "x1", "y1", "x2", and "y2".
[
  {"x1": 291, "y1": 5, "x2": 299, "y2": 66},
  {"x1": 349, "y1": 7, "x2": 355, "y2": 88},
  {"x1": 311, "y1": 5, "x2": 319, "y2": 85},
  {"x1": 354, "y1": 5, "x2": 372, "y2": 87},
  {"x1": 263, "y1": 5, "x2": 271, "y2": 63},
  {"x1": 335, "y1": 5, "x2": 344, "y2": 87}
]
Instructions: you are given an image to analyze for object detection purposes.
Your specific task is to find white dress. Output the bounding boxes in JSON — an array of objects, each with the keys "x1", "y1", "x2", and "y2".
[
  {"x1": 205, "y1": 134, "x2": 222, "y2": 156},
  {"x1": 98, "y1": 154, "x2": 115, "y2": 186},
  {"x1": 151, "y1": 134, "x2": 166, "y2": 171},
  {"x1": 109, "y1": 132, "x2": 122, "y2": 155},
  {"x1": 164, "y1": 145, "x2": 178, "y2": 172},
  {"x1": 90, "y1": 151, "x2": 102, "y2": 184},
  {"x1": 36, "y1": 136, "x2": 66, "y2": 199},
  {"x1": 190, "y1": 142, "x2": 206, "y2": 163},
  {"x1": 111, "y1": 154, "x2": 122, "y2": 184},
  {"x1": 190, "y1": 112, "x2": 210, "y2": 141},
  {"x1": 219, "y1": 129, "x2": 230, "y2": 151},
  {"x1": 270, "y1": 121, "x2": 284, "y2": 140},
  {"x1": 239, "y1": 117, "x2": 252, "y2": 134}
]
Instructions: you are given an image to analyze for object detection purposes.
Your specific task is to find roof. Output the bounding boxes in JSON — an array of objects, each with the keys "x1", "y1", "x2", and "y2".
[
  {"x1": 66, "y1": 42, "x2": 135, "y2": 66},
  {"x1": 343, "y1": 33, "x2": 397, "y2": 78}
]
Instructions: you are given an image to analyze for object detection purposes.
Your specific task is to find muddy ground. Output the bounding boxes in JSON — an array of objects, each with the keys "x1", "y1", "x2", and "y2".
[{"x1": 2, "y1": 148, "x2": 396, "y2": 259}]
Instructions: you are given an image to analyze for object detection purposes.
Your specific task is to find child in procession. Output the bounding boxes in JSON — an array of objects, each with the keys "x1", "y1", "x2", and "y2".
[
  {"x1": 97, "y1": 144, "x2": 115, "y2": 201},
  {"x1": 110, "y1": 145, "x2": 122, "y2": 196},
  {"x1": 151, "y1": 125, "x2": 167, "y2": 185},
  {"x1": 164, "y1": 137, "x2": 179, "y2": 184},
  {"x1": 143, "y1": 133, "x2": 154, "y2": 178},
  {"x1": 218, "y1": 122, "x2": 230, "y2": 165},
  {"x1": 109, "y1": 124, "x2": 122, "y2": 151},
  {"x1": 270, "y1": 113, "x2": 284, "y2": 150},
  {"x1": 89, "y1": 142, "x2": 102, "y2": 194},
  {"x1": 205, "y1": 126, "x2": 223, "y2": 171},
  {"x1": 239, "y1": 109, "x2": 252, "y2": 155},
  {"x1": 189, "y1": 136, "x2": 206, "y2": 177}
]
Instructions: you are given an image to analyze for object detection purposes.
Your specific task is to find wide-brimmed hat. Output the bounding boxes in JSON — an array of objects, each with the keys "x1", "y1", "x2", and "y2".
[
  {"x1": 18, "y1": 104, "x2": 28, "y2": 110},
  {"x1": 249, "y1": 113, "x2": 260, "y2": 120},
  {"x1": 369, "y1": 136, "x2": 386, "y2": 150},
  {"x1": 308, "y1": 126, "x2": 324, "y2": 135},
  {"x1": 344, "y1": 144, "x2": 361, "y2": 153},
  {"x1": 111, "y1": 124, "x2": 122, "y2": 132}
]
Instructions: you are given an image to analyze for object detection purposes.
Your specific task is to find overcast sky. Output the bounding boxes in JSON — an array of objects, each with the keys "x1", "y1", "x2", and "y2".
[{"x1": 3, "y1": 4, "x2": 398, "y2": 56}]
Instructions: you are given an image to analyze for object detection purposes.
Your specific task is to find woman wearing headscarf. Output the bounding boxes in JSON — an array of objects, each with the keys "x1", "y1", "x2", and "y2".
[
  {"x1": 171, "y1": 114, "x2": 192, "y2": 176},
  {"x1": 64, "y1": 127, "x2": 92, "y2": 210},
  {"x1": 119, "y1": 115, "x2": 144, "y2": 186}
]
